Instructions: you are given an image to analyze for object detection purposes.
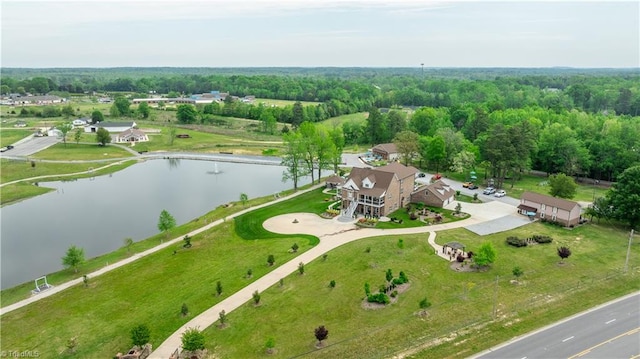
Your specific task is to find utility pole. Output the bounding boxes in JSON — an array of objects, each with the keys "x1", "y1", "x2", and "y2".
[
  {"x1": 624, "y1": 229, "x2": 634, "y2": 273},
  {"x1": 492, "y1": 275, "x2": 499, "y2": 319},
  {"x1": 420, "y1": 63, "x2": 424, "y2": 78}
]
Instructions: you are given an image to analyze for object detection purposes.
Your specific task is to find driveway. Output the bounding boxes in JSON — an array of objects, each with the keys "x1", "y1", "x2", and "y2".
[{"x1": 0, "y1": 135, "x2": 59, "y2": 157}]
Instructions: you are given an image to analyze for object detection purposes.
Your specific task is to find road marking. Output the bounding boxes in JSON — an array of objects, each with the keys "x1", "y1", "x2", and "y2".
[
  {"x1": 568, "y1": 327, "x2": 640, "y2": 359},
  {"x1": 562, "y1": 336, "x2": 575, "y2": 342},
  {"x1": 520, "y1": 357, "x2": 527, "y2": 359},
  {"x1": 605, "y1": 319, "x2": 616, "y2": 324}
]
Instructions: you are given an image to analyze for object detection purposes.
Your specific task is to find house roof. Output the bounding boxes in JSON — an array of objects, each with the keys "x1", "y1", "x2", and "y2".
[
  {"x1": 415, "y1": 180, "x2": 455, "y2": 202},
  {"x1": 118, "y1": 128, "x2": 146, "y2": 138},
  {"x1": 346, "y1": 167, "x2": 395, "y2": 197},
  {"x1": 521, "y1": 191, "x2": 580, "y2": 212},
  {"x1": 372, "y1": 143, "x2": 397, "y2": 154},
  {"x1": 325, "y1": 175, "x2": 345, "y2": 185},
  {"x1": 377, "y1": 162, "x2": 419, "y2": 180},
  {"x1": 93, "y1": 121, "x2": 136, "y2": 128}
]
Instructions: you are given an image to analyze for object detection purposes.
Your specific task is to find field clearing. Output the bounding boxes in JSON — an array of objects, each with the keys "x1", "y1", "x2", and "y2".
[
  {"x1": 318, "y1": 112, "x2": 368, "y2": 128},
  {"x1": 255, "y1": 98, "x2": 321, "y2": 107},
  {"x1": 0, "y1": 128, "x2": 33, "y2": 147}
]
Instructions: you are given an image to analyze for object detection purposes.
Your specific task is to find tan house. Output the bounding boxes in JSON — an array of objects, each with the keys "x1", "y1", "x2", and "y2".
[
  {"x1": 410, "y1": 180, "x2": 455, "y2": 208},
  {"x1": 113, "y1": 129, "x2": 149, "y2": 143},
  {"x1": 371, "y1": 143, "x2": 399, "y2": 161},
  {"x1": 517, "y1": 192, "x2": 582, "y2": 227},
  {"x1": 341, "y1": 162, "x2": 418, "y2": 218}
]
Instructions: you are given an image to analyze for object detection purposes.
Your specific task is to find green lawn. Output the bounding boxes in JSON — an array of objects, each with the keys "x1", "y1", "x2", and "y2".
[
  {"x1": 31, "y1": 143, "x2": 135, "y2": 161},
  {"x1": 1, "y1": 184, "x2": 638, "y2": 358},
  {"x1": 317, "y1": 112, "x2": 368, "y2": 128},
  {"x1": 203, "y1": 222, "x2": 640, "y2": 358},
  {"x1": 255, "y1": 98, "x2": 321, "y2": 107},
  {"x1": 0, "y1": 128, "x2": 33, "y2": 147}
]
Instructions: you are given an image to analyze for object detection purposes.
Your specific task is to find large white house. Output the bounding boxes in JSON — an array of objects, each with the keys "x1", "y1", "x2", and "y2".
[
  {"x1": 113, "y1": 129, "x2": 149, "y2": 143},
  {"x1": 85, "y1": 121, "x2": 136, "y2": 133}
]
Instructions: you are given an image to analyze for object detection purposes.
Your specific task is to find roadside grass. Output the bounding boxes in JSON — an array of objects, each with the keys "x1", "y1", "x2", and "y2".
[
  {"x1": 0, "y1": 221, "x2": 317, "y2": 359},
  {"x1": 0, "y1": 129, "x2": 33, "y2": 146},
  {"x1": 204, "y1": 222, "x2": 640, "y2": 358},
  {"x1": 455, "y1": 193, "x2": 480, "y2": 203},
  {"x1": 0, "y1": 183, "x2": 319, "y2": 307},
  {"x1": 31, "y1": 143, "x2": 135, "y2": 161}
]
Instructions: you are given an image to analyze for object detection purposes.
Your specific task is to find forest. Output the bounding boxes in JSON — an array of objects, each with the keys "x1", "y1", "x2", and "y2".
[{"x1": 2, "y1": 67, "x2": 639, "y2": 182}]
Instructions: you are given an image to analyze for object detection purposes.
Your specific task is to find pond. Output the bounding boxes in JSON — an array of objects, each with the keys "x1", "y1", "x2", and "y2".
[{"x1": 0, "y1": 158, "x2": 322, "y2": 289}]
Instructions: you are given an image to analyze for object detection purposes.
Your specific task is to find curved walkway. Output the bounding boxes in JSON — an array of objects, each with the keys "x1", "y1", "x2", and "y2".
[
  {"x1": 0, "y1": 183, "x2": 325, "y2": 316},
  {"x1": 149, "y1": 200, "x2": 518, "y2": 358}
]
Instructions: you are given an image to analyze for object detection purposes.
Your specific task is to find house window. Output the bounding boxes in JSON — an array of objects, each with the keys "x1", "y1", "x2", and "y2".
[
  {"x1": 552, "y1": 207, "x2": 557, "y2": 213},
  {"x1": 540, "y1": 212, "x2": 545, "y2": 219},
  {"x1": 541, "y1": 204, "x2": 546, "y2": 211},
  {"x1": 552, "y1": 214, "x2": 557, "y2": 221}
]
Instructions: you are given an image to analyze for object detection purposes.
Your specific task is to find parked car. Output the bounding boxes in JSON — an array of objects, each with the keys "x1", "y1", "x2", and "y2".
[
  {"x1": 0, "y1": 145, "x2": 14, "y2": 153},
  {"x1": 462, "y1": 182, "x2": 473, "y2": 188},
  {"x1": 494, "y1": 190, "x2": 506, "y2": 197},
  {"x1": 468, "y1": 184, "x2": 478, "y2": 190},
  {"x1": 483, "y1": 187, "x2": 496, "y2": 195}
]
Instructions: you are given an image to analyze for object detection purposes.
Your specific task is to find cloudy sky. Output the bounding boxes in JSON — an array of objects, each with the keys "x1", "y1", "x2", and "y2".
[{"x1": 1, "y1": 0, "x2": 638, "y2": 68}]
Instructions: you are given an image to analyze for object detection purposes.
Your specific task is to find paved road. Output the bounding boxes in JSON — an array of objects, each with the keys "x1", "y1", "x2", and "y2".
[
  {"x1": 0, "y1": 135, "x2": 59, "y2": 157},
  {"x1": 471, "y1": 291, "x2": 640, "y2": 359}
]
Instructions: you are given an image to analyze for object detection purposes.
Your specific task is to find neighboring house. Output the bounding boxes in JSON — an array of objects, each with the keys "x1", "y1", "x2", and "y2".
[
  {"x1": 371, "y1": 143, "x2": 399, "y2": 161},
  {"x1": 9, "y1": 95, "x2": 66, "y2": 106},
  {"x1": 113, "y1": 129, "x2": 149, "y2": 143},
  {"x1": 410, "y1": 180, "x2": 456, "y2": 208},
  {"x1": 85, "y1": 121, "x2": 137, "y2": 133},
  {"x1": 14, "y1": 121, "x2": 27, "y2": 128},
  {"x1": 340, "y1": 162, "x2": 418, "y2": 218},
  {"x1": 325, "y1": 174, "x2": 345, "y2": 189},
  {"x1": 517, "y1": 191, "x2": 582, "y2": 227},
  {"x1": 72, "y1": 118, "x2": 89, "y2": 127}
]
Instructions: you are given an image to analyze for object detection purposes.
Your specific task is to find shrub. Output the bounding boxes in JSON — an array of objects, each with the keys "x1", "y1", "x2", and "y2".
[
  {"x1": 181, "y1": 327, "x2": 205, "y2": 351},
  {"x1": 267, "y1": 254, "x2": 275, "y2": 266},
  {"x1": 390, "y1": 290, "x2": 398, "y2": 298},
  {"x1": 216, "y1": 281, "x2": 223, "y2": 296},
  {"x1": 419, "y1": 297, "x2": 432, "y2": 309},
  {"x1": 298, "y1": 262, "x2": 305, "y2": 275},
  {"x1": 409, "y1": 212, "x2": 418, "y2": 220},
  {"x1": 365, "y1": 246, "x2": 371, "y2": 253},
  {"x1": 367, "y1": 293, "x2": 390, "y2": 304},
  {"x1": 456, "y1": 254, "x2": 465, "y2": 262},
  {"x1": 218, "y1": 310, "x2": 227, "y2": 325},
  {"x1": 130, "y1": 324, "x2": 151, "y2": 347},
  {"x1": 512, "y1": 266, "x2": 524, "y2": 278},
  {"x1": 291, "y1": 243, "x2": 299, "y2": 252},
  {"x1": 252, "y1": 290, "x2": 261, "y2": 305},
  {"x1": 329, "y1": 280, "x2": 336, "y2": 288},
  {"x1": 506, "y1": 236, "x2": 527, "y2": 247},
  {"x1": 364, "y1": 282, "x2": 371, "y2": 296},
  {"x1": 533, "y1": 235, "x2": 553, "y2": 244},
  {"x1": 181, "y1": 303, "x2": 189, "y2": 316}
]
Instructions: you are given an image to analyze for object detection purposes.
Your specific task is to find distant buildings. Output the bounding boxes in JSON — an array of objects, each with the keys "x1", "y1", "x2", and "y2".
[
  {"x1": 1, "y1": 94, "x2": 66, "y2": 106},
  {"x1": 132, "y1": 91, "x2": 254, "y2": 106}
]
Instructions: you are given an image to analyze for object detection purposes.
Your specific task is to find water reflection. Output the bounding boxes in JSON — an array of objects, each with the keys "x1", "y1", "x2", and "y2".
[{"x1": 0, "y1": 159, "x2": 323, "y2": 289}]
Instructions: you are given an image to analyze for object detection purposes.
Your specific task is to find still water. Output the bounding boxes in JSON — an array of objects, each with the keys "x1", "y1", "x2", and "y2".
[{"x1": 1, "y1": 159, "x2": 318, "y2": 289}]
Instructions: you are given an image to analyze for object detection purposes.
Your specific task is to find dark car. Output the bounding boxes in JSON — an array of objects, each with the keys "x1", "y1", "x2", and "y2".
[{"x1": 0, "y1": 145, "x2": 14, "y2": 152}]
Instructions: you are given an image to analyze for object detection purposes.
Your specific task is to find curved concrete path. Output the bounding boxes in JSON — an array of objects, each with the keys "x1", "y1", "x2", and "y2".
[
  {"x1": 0, "y1": 184, "x2": 325, "y2": 316},
  {"x1": 149, "y1": 200, "x2": 517, "y2": 358}
]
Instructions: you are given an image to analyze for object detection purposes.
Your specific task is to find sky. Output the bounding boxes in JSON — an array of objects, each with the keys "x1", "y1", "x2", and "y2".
[{"x1": 1, "y1": 0, "x2": 638, "y2": 68}]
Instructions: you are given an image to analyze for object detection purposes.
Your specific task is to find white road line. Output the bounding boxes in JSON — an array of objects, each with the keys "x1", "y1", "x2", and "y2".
[
  {"x1": 605, "y1": 319, "x2": 616, "y2": 324},
  {"x1": 520, "y1": 357, "x2": 527, "y2": 359},
  {"x1": 562, "y1": 336, "x2": 575, "y2": 342}
]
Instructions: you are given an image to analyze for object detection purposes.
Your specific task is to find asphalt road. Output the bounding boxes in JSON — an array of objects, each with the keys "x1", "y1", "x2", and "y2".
[
  {"x1": 0, "y1": 135, "x2": 59, "y2": 157},
  {"x1": 472, "y1": 291, "x2": 640, "y2": 359}
]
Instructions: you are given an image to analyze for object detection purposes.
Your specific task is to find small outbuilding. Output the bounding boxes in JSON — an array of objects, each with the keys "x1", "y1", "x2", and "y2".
[{"x1": 410, "y1": 180, "x2": 455, "y2": 208}]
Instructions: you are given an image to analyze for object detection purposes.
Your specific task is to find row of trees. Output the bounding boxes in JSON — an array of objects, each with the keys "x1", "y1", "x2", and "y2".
[
  {"x1": 3, "y1": 70, "x2": 639, "y2": 115},
  {"x1": 281, "y1": 122, "x2": 345, "y2": 189}
]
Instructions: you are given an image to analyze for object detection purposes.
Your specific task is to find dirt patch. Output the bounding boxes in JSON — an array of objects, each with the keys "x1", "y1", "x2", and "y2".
[{"x1": 449, "y1": 261, "x2": 487, "y2": 272}]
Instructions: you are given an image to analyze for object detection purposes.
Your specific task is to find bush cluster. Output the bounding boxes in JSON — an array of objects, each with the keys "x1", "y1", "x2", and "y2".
[
  {"x1": 367, "y1": 292, "x2": 390, "y2": 304},
  {"x1": 532, "y1": 235, "x2": 553, "y2": 244},
  {"x1": 506, "y1": 236, "x2": 527, "y2": 247}
]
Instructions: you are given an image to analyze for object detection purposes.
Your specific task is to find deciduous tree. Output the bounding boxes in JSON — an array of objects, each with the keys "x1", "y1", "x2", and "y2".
[
  {"x1": 96, "y1": 127, "x2": 111, "y2": 146},
  {"x1": 606, "y1": 165, "x2": 640, "y2": 229},
  {"x1": 548, "y1": 173, "x2": 578, "y2": 199},
  {"x1": 557, "y1": 246, "x2": 572, "y2": 263},
  {"x1": 473, "y1": 242, "x2": 496, "y2": 268},
  {"x1": 314, "y1": 325, "x2": 329, "y2": 345},
  {"x1": 74, "y1": 127, "x2": 83, "y2": 144},
  {"x1": 157, "y1": 209, "x2": 176, "y2": 238},
  {"x1": 56, "y1": 123, "x2": 73, "y2": 147},
  {"x1": 62, "y1": 245, "x2": 85, "y2": 273},
  {"x1": 176, "y1": 104, "x2": 198, "y2": 124},
  {"x1": 393, "y1": 130, "x2": 420, "y2": 166}
]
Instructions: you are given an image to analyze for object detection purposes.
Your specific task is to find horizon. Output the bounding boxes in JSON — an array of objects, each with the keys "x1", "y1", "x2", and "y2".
[{"x1": 2, "y1": 1, "x2": 638, "y2": 68}]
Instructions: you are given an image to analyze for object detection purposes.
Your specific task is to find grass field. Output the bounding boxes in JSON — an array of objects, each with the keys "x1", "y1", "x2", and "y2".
[
  {"x1": 31, "y1": 143, "x2": 135, "y2": 160},
  {"x1": 255, "y1": 98, "x2": 321, "y2": 107},
  {"x1": 1, "y1": 183, "x2": 638, "y2": 358},
  {"x1": 202, "y1": 222, "x2": 640, "y2": 358},
  {"x1": 318, "y1": 112, "x2": 368, "y2": 128},
  {"x1": 0, "y1": 128, "x2": 33, "y2": 147}
]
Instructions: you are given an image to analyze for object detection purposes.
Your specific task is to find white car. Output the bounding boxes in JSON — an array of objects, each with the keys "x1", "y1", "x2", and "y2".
[{"x1": 494, "y1": 190, "x2": 506, "y2": 197}]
